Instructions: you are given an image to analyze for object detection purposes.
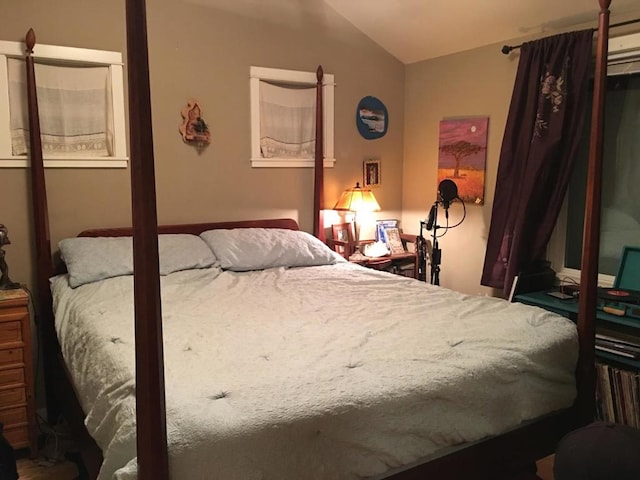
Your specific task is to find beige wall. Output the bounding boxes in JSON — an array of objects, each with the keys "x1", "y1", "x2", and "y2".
[
  {"x1": 0, "y1": 0, "x2": 405, "y2": 295},
  {"x1": 402, "y1": 44, "x2": 518, "y2": 295}
]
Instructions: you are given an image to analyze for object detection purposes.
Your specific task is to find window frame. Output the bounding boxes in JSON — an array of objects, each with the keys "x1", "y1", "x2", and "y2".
[
  {"x1": 250, "y1": 66, "x2": 335, "y2": 168},
  {"x1": 0, "y1": 40, "x2": 127, "y2": 168},
  {"x1": 547, "y1": 32, "x2": 640, "y2": 287}
]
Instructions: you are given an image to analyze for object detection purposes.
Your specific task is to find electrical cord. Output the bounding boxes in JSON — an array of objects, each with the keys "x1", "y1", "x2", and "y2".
[{"x1": 435, "y1": 196, "x2": 467, "y2": 238}]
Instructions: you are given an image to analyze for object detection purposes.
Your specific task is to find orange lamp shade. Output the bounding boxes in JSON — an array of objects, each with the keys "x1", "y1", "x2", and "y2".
[{"x1": 333, "y1": 182, "x2": 381, "y2": 212}]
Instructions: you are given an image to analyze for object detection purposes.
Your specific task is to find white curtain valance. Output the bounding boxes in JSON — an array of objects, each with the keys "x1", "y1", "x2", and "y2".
[
  {"x1": 259, "y1": 81, "x2": 315, "y2": 159},
  {"x1": 8, "y1": 58, "x2": 113, "y2": 157}
]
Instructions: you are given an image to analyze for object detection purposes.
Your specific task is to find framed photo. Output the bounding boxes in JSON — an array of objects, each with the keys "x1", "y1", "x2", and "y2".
[
  {"x1": 363, "y1": 159, "x2": 381, "y2": 187},
  {"x1": 384, "y1": 227, "x2": 406, "y2": 254},
  {"x1": 376, "y1": 219, "x2": 398, "y2": 243},
  {"x1": 331, "y1": 222, "x2": 356, "y2": 257}
]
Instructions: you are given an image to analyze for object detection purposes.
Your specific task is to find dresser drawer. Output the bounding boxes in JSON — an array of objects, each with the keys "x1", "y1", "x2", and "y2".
[
  {"x1": 0, "y1": 368, "x2": 24, "y2": 388},
  {"x1": 0, "y1": 406, "x2": 27, "y2": 428},
  {"x1": 0, "y1": 321, "x2": 22, "y2": 345},
  {"x1": 3, "y1": 425, "x2": 29, "y2": 449},
  {"x1": 0, "y1": 388, "x2": 25, "y2": 407},
  {"x1": 0, "y1": 349, "x2": 23, "y2": 368}
]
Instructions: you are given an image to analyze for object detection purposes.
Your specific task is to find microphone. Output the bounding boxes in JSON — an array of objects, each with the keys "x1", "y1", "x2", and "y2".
[
  {"x1": 438, "y1": 179, "x2": 458, "y2": 209},
  {"x1": 426, "y1": 204, "x2": 436, "y2": 230}
]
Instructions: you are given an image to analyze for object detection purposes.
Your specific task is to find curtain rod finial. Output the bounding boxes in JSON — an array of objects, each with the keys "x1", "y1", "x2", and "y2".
[
  {"x1": 501, "y1": 45, "x2": 512, "y2": 55},
  {"x1": 25, "y1": 28, "x2": 36, "y2": 54}
]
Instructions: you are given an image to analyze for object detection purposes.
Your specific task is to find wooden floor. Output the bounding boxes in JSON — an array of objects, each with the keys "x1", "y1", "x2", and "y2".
[
  {"x1": 537, "y1": 455, "x2": 555, "y2": 480},
  {"x1": 17, "y1": 458, "x2": 79, "y2": 480}
]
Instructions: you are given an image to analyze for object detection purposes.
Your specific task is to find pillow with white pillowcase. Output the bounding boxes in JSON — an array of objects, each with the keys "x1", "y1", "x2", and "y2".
[
  {"x1": 199, "y1": 228, "x2": 345, "y2": 271},
  {"x1": 59, "y1": 234, "x2": 217, "y2": 287}
]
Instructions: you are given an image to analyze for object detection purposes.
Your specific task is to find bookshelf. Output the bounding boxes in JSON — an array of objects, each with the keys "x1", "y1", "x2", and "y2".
[{"x1": 514, "y1": 289, "x2": 639, "y2": 427}]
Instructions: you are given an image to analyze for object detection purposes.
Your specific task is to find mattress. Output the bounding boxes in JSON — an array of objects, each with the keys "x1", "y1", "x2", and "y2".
[{"x1": 50, "y1": 262, "x2": 578, "y2": 480}]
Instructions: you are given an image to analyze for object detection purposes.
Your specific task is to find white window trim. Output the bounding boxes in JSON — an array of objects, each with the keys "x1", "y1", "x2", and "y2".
[
  {"x1": 0, "y1": 40, "x2": 127, "y2": 168},
  {"x1": 250, "y1": 66, "x2": 335, "y2": 168},
  {"x1": 547, "y1": 32, "x2": 640, "y2": 287}
]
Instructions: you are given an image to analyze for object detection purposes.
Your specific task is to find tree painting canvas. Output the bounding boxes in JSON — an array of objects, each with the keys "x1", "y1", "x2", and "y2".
[{"x1": 437, "y1": 117, "x2": 488, "y2": 205}]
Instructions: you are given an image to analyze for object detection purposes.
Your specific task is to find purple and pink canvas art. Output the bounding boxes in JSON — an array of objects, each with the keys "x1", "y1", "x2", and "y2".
[{"x1": 437, "y1": 117, "x2": 488, "y2": 205}]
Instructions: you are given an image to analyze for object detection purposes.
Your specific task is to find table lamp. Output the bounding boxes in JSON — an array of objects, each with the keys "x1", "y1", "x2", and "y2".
[{"x1": 333, "y1": 182, "x2": 381, "y2": 246}]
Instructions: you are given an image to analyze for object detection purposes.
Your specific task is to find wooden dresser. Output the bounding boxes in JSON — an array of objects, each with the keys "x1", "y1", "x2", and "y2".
[{"x1": 0, "y1": 289, "x2": 37, "y2": 455}]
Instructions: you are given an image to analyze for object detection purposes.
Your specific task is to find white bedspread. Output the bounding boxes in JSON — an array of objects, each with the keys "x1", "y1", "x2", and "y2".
[{"x1": 51, "y1": 263, "x2": 578, "y2": 480}]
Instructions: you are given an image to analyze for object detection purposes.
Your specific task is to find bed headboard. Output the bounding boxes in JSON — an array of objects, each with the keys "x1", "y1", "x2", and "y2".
[
  {"x1": 76, "y1": 218, "x2": 299, "y2": 237},
  {"x1": 48, "y1": 218, "x2": 301, "y2": 276}
]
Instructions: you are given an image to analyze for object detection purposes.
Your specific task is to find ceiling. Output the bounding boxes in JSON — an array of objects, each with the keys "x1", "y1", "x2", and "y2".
[{"x1": 188, "y1": 0, "x2": 640, "y2": 64}]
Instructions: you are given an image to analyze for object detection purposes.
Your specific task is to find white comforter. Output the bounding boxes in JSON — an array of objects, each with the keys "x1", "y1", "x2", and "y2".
[{"x1": 51, "y1": 263, "x2": 578, "y2": 480}]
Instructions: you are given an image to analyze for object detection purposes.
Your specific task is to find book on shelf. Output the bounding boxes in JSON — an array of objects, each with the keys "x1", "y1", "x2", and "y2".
[{"x1": 595, "y1": 362, "x2": 639, "y2": 428}]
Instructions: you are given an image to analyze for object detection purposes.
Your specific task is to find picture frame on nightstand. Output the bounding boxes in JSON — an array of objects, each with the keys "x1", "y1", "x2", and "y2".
[
  {"x1": 384, "y1": 227, "x2": 406, "y2": 254},
  {"x1": 375, "y1": 219, "x2": 398, "y2": 243},
  {"x1": 331, "y1": 222, "x2": 356, "y2": 257}
]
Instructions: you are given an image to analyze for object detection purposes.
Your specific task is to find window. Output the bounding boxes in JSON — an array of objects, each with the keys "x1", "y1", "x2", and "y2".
[
  {"x1": 0, "y1": 40, "x2": 127, "y2": 168},
  {"x1": 250, "y1": 66, "x2": 335, "y2": 168},
  {"x1": 548, "y1": 33, "x2": 640, "y2": 285}
]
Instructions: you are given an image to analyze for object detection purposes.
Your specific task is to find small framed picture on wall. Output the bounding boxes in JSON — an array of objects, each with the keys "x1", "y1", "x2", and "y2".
[{"x1": 363, "y1": 159, "x2": 381, "y2": 187}]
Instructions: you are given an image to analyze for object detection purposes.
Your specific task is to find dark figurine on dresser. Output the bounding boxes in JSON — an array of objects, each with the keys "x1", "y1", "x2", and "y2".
[{"x1": 0, "y1": 225, "x2": 19, "y2": 290}]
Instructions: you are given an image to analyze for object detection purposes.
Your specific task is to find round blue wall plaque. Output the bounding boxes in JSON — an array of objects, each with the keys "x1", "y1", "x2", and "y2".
[{"x1": 356, "y1": 96, "x2": 388, "y2": 139}]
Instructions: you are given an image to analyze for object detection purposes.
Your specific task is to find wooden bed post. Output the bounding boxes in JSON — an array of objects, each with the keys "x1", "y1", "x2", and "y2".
[
  {"x1": 124, "y1": 1, "x2": 169, "y2": 478},
  {"x1": 24, "y1": 28, "x2": 59, "y2": 423},
  {"x1": 576, "y1": 0, "x2": 611, "y2": 426},
  {"x1": 314, "y1": 65, "x2": 325, "y2": 242}
]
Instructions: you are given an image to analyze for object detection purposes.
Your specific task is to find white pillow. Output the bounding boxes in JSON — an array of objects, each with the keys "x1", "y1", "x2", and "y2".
[
  {"x1": 59, "y1": 234, "x2": 217, "y2": 288},
  {"x1": 199, "y1": 228, "x2": 344, "y2": 271},
  {"x1": 157, "y1": 234, "x2": 218, "y2": 276}
]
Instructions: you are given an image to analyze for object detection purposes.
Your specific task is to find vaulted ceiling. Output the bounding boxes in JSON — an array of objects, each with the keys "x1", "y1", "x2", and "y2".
[{"x1": 188, "y1": 0, "x2": 640, "y2": 64}]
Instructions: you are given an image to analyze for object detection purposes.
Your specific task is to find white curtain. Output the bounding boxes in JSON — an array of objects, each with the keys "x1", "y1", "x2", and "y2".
[
  {"x1": 8, "y1": 58, "x2": 113, "y2": 156},
  {"x1": 259, "y1": 80, "x2": 315, "y2": 158}
]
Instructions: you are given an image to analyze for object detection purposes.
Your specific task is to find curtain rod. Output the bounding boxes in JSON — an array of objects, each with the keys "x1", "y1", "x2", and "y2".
[{"x1": 501, "y1": 17, "x2": 640, "y2": 54}]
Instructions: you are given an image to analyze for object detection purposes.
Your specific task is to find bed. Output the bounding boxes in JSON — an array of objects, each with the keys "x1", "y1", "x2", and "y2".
[
  {"x1": 23, "y1": 0, "x2": 614, "y2": 478},
  {"x1": 50, "y1": 223, "x2": 578, "y2": 480}
]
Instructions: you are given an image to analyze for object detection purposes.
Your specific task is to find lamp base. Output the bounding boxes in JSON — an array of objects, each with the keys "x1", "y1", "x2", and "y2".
[{"x1": 348, "y1": 245, "x2": 367, "y2": 262}]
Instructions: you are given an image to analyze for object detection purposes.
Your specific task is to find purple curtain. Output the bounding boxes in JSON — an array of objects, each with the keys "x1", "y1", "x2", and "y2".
[{"x1": 481, "y1": 30, "x2": 594, "y2": 295}]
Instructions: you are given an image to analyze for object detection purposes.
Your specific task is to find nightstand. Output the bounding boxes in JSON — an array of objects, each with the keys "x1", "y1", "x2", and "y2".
[
  {"x1": 347, "y1": 233, "x2": 420, "y2": 279},
  {"x1": 350, "y1": 252, "x2": 418, "y2": 279},
  {"x1": 0, "y1": 289, "x2": 37, "y2": 456}
]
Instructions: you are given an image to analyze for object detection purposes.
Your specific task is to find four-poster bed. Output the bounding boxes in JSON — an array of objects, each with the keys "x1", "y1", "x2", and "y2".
[{"x1": 23, "y1": 0, "x2": 616, "y2": 478}]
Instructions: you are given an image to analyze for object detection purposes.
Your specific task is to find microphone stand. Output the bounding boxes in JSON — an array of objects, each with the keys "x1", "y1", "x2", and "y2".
[
  {"x1": 418, "y1": 179, "x2": 466, "y2": 286},
  {"x1": 430, "y1": 203, "x2": 442, "y2": 286},
  {"x1": 417, "y1": 201, "x2": 442, "y2": 285},
  {"x1": 417, "y1": 221, "x2": 428, "y2": 282}
]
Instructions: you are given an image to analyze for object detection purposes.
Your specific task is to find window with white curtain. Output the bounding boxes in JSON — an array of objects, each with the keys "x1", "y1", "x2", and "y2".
[
  {"x1": 250, "y1": 66, "x2": 335, "y2": 168},
  {"x1": 548, "y1": 32, "x2": 640, "y2": 285},
  {"x1": 259, "y1": 81, "x2": 316, "y2": 159},
  {"x1": 0, "y1": 40, "x2": 127, "y2": 168}
]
